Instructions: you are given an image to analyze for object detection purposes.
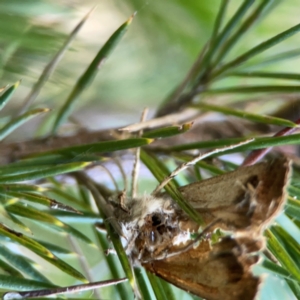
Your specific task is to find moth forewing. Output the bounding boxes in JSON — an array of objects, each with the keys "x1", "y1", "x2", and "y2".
[{"x1": 178, "y1": 158, "x2": 291, "y2": 234}]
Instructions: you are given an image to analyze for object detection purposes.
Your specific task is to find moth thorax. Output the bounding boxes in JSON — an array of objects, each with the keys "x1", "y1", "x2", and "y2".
[
  {"x1": 133, "y1": 208, "x2": 183, "y2": 262},
  {"x1": 115, "y1": 194, "x2": 192, "y2": 263}
]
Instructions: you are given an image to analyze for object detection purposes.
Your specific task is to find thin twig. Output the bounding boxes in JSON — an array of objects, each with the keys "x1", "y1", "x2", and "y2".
[
  {"x1": 3, "y1": 278, "x2": 127, "y2": 299},
  {"x1": 119, "y1": 108, "x2": 200, "y2": 132},
  {"x1": 67, "y1": 236, "x2": 102, "y2": 299}
]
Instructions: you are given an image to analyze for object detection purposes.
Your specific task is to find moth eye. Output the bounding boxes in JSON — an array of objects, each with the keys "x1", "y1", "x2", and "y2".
[{"x1": 151, "y1": 214, "x2": 162, "y2": 226}]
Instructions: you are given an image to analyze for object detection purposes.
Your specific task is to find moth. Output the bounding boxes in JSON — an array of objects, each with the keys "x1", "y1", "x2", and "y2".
[
  {"x1": 110, "y1": 144, "x2": 291, "y2": 300},
  {"x1": 3, "y1": 140, "x2": 291, "y2": 300},
  {"x1": 113, "y1": 161, "x2": 290, "y2": 300}
]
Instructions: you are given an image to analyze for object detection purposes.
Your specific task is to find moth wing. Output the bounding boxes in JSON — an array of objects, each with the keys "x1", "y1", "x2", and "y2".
[
  {"x1": 178, "y1": 158, "x2": 291, "y2": 231},
  {"x1": 143, "y1": 237, "x2": 260, "y2": 300}
]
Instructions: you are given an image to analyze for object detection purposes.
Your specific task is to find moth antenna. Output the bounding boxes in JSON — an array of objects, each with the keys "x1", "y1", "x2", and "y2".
[
  {"x1": 118, "y1": 189, "x2": 130, "y2": 213},
  {"x1": 151, "y1": 138, "x2": 254, "y2": 195},
  {"x1": 95, "y1": 222, "x2": 107, "y2": 233},
  {"x1": 111, "y1": 157, "x2": 131, "y2": 211},
  {"x1": 74, "y1": 172, "x2": 124, "y2": 238},
  {"x1": 114, "y1": 157, "x2": 128, "y2": 193},
  {"x1": 99, "y1": 164, "x2": 120, "y2": 192},
  {"x1": 3, "y1": 278, "x2": 127, "y2": 299},
  {"x1": 105, "y1": 248, "x2": 117, "y2": 255},
  {"x1": 131, "y1": 107, "x2": 148, "y2": 198}
]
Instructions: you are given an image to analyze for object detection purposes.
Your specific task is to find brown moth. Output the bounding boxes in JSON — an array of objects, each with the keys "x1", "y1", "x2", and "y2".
[
  {"x1": 112, "y1": 157, "x2": 291, "y2": 300},
  {"x1": 3, "y1": 145, "x2": 290, "y2": 299}
]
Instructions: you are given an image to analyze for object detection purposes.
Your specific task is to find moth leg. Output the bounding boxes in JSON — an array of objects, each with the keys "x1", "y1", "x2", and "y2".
[
  {"x1": 125, "y1": 229, "x2": 140, "y2": 256},
  {"x1": 137, "y1": 239, "x2": 147, "y2": 260},
  {"x1": 152, "y1": 139, "x2": 254, "y2": 195},
  {"x1": 139, "y1": 236, "x2": 171, "y2": 263},
  {"x1": 235, "y1": 180, "x2": 258, "y2": 217},
  {"x1": 245, "y1": 182, "x2": 258, "y2": 216},
  {"x1": 114, "y1": 157, "x2": 128, "y2": 194},
  {"x1": 95, "y1": 221, "x2": 121, "y2": 256},
  {"x1": 153, "y1": 241, "x2": 175, "y2": 261},
  {"x1": 105, "y1": 248, "x2": 117, "y2": 255},
  {"x1": 95, "y1": 222, "x2": 107, "y2": 234}
]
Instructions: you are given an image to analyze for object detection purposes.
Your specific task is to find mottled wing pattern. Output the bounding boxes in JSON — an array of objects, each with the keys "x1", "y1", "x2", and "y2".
[
  {"x1": 179, "y1": 158, "x2": 290, "y2": 232},
  {"x1": 143, "y1": 237, "x2": 260, "y2": 300}
]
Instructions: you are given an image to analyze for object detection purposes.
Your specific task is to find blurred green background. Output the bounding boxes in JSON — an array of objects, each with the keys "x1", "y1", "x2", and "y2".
[
  {"x1": 0, "y1": 2, "x2": 300, "y2": 299},
  {"x1": 1, "y1": 0, "x2": 300, "y2": 133}
]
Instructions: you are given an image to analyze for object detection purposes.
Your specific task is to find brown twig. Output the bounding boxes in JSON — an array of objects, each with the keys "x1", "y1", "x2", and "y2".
[{"x1": 0, "y1": 118, "x2": 271, "y2": 165}]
